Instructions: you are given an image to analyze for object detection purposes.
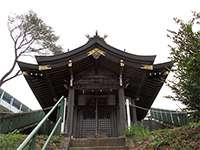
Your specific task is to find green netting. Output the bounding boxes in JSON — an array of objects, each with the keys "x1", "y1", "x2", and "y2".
[
  {"x1": 0, "y1": 110, "x2": 45, "y2": 133},
  {"x1": 150, "y1": 108, "x2": 188, "y2": 126}
]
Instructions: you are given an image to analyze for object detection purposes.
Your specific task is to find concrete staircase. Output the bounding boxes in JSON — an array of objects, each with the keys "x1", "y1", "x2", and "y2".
[{"x1": 69, "y1": 137, "x2": 128, "y2": 150}]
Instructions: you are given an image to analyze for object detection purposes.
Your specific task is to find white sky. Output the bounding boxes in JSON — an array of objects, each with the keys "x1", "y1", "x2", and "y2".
[{"x1": 0, "y1": 0, "x2": 199, "y2": 110}]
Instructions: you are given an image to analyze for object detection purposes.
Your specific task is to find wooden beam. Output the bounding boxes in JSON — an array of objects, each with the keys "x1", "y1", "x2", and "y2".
[
  {"x1": 118, "y1": 87, "x2": 126, "y2": 135},
  {"x1": 65, "y1": 88, "x2": 75, "y2": 136},
  {"x1": 65, "y1": 60, "x2": 75, "y2": 136}
]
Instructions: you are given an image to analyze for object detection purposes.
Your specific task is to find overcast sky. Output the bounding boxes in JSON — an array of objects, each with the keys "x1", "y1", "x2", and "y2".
[{"x1": 0, "y1": 0, "x2": 199, "y2": 110}]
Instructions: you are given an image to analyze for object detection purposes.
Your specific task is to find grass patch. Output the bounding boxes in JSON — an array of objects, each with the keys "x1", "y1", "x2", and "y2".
[
  {"x1": 125, "y1": 123, "x2": 150, "y2": 140},
  {"x1": 127, "y1": 121, "x2": 200, "y2": 150}
]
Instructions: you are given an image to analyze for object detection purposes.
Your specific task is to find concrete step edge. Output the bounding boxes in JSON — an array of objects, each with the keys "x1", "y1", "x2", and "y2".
[
  {"x1": 70, "y1": 137, "x2": 126, "y2": 147},
  {"x1": 69, "y1": 146, "x2": 128, "y2": 150}
]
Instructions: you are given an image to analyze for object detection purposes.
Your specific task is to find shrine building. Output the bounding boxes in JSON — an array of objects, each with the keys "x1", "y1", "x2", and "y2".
[{"x1": 18, "y1": 33, "x2": 172, "y2": 138}]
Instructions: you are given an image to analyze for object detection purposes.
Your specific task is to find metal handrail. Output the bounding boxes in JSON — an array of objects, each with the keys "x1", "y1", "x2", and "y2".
[
  {"x1": 41, "y1": 117, "x2": 62, "y2": 150},
  {"x1": 17, "y1": 96, "x2": 65, "y2": 150}
]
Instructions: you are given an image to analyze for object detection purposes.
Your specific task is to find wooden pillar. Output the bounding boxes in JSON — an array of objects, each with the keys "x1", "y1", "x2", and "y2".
[
  {"x1": 65, "y1": 88, "x2": 75, "y2": 136},
  {"x1": 72, "y1": 107, "x2": 78, "y2": 137},
  {"x1": 118, "y1": 59, "x2": 126, "y2": 135},
  {"x1": 131, "y1": 99, "x2": 137, "y2": 124},
  {"x1": 65, "y1": 59, "x2": 75, "y2": 136},
  {"x1": 118, "y1": 87, "x2": 126, "y2": 135}
]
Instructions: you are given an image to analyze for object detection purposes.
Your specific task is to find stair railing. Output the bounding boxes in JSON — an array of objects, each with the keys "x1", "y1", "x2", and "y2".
[{"x1": 17, "y1": 96, "x2": 65, "y2": 150}]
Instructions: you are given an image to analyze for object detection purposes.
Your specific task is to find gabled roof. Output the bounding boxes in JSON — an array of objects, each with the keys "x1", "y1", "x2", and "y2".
[{"x1": 36, "y1": 34, "x2": 156, "y2": 65}]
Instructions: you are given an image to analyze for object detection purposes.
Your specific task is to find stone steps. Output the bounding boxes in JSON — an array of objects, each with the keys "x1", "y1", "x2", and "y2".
[
  {"x1": 69, "y1": 137, "x2": 128, "y2": 150},
  {"x1": 69, "y1": 146, "x2": 127, "y2": 150}
]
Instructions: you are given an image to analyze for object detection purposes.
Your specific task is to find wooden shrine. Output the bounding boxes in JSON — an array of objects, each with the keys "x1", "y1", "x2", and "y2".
[{"x1": 18, "y1": 33, "x2": 172, "y2": 138}]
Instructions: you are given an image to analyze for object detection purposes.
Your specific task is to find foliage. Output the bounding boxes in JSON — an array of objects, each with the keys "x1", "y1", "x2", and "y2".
[
  {"x1": 167, "y1": 11, "x2": 200, "y2": 120},
  {"x1": 125, "y1": 123, "x2": 150, "y2": 139},
  {"x1": 127, "y1": 121, "x2": 200, "y2": 149},
  {"x1": 0, "y1": 10, "x2": 63, "y2": 87},
  {"x1": 0, "y1": 133, "x2": 64, "y2": 149},
  {"x1": 149, "y1": 129, "x2": 174, "y2": 149},
  {"x1": 0, "y1": 133, "x2": 27, "y2": 149},
  {"x1": 8, "y1": 10, "x2": 63, "y2": 56}
]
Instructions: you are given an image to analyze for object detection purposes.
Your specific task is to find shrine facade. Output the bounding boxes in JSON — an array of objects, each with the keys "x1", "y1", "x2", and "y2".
[{"x1": 18, "y1": 34, "x2": 172, "y2": 137}]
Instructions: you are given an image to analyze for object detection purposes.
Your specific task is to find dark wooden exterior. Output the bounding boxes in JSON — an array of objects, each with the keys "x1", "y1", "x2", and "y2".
[{"x1": 18, "y1": 34, "x2": 172, "y2": 137}]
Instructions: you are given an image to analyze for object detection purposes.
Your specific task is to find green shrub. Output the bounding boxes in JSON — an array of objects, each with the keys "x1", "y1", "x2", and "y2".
[
  {"x1": 125, "y1": 123, "x2": 150, "y2": 139},
  {"x1": 0, "y1": 133, "x2": 26, "y2": 149}
]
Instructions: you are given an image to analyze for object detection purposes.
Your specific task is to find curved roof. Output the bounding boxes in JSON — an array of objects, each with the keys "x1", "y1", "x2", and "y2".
[{"x1": 36, "y1": 34, "x2": 156, "y2": 65}]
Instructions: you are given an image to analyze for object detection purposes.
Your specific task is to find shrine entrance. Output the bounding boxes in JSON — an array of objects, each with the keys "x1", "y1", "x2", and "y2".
[{"x1": 75, "y1": 95, "x2": 117, "y2": 138}]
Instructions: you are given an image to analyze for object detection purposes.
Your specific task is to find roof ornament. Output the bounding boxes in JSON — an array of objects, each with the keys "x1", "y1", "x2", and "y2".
[
  {"x1": 85, "y1": 31, "x2": 108, "y2": 41},
  {"x1": 95, "y1": 30, "x2": 98, "y2": 36},
  {"x1": 140, "y1": 64, "x2": 153, "y2": 70},
  {"x1": 103, "y1": 34, "x2": 108, "y2": 40},
  {"x1": 22, "y1": 71, "x2": 28, "y2": 76},
  {"x1": 88, "y1": 48, "x2": 105, "y2": 59},
  {"x1": 85, "y1": 34, "x2": 90, "y2": 39},
  {"x1": 38, "y1": 65, "x2": 52, "y2": 71}
]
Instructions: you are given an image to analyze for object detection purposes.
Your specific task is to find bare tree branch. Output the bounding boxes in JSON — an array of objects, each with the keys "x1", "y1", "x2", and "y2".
[
  {"x1": 0, "y1": 70, "x2": 22, "y2": 86},
  {"x1": 17, "y1": 37, "x2": 34, "y2": 51},
  {"x1": 0, "y1": 10, "x2": 63, "y2": 87},
  {"x1": 16, "y1": 32, "x2": 31, "y2": 50},
  {"x1": 0, "y1": 58, "x2": 18, "y2": 87}
]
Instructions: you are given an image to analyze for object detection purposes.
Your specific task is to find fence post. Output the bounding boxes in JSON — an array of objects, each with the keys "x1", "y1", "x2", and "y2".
[
  {"x1": 126, "y1": 99, "x2": 131, "y2": 127},
  {"x1": 170, "y1": 112, "x2": 174, "y2": 124},
  {"x1": 176, "y1": 111, "x2": 181, "y2": 126},
  {"x1": 160, "y1": 110, "x2": 163, "y2": 122},
  {"x1": 147, "y1": 110, "x2": 152, "y2": 130}
]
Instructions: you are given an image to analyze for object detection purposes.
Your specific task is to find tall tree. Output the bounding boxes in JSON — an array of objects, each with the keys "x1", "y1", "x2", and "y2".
[
  {"x1": 0, "y1": 11, "x2": 63, "y2": 87},
  {"x1": 167, "y1": 11, "x2": 200, "y2": 120}
]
